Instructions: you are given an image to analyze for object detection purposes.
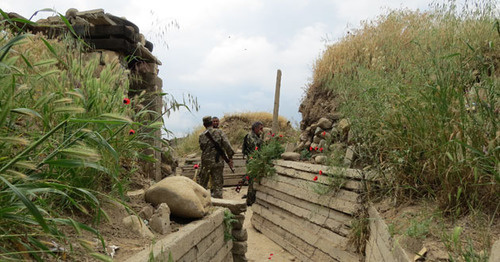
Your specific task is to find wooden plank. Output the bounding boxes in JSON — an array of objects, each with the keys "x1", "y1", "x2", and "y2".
[
  {"x1": 251, "y1": 213, "x2": 315, "y2": 261},
  {"x1": 252, "y1": 203, "x2": 359, "y2": 261},
  {"x1": 275, "y1": 160, "x2": 363, "y2": 180},
  {"x1": 255, "y1": 183, "x2": 351, "y2": 223},
  {"x1": 275, "y1": 165, "x2": 362, "y2": 192},
  {"x1": 259, "y1": 175, "x2": 361, "y2": 215},
  {"x1": 270, "y1": 172, "x2": 360, "y2": 203},
  {"x1": 255, "y1": 189, "x2": 351, "y2": 236}
]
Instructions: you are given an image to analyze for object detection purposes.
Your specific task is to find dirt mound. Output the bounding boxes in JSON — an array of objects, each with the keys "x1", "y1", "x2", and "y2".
[
  {"x1": 298, "y1": 84, "x2": 338, "y2": 130},
  {"x1": 219, "y1": 112, "x2": 296, "y2": 149}
]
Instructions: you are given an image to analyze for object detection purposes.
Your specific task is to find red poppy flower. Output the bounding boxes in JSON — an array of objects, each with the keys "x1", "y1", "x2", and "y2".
[
  {"x1": 193, "y1": 164, "x2": 199, "y2": 169},
  {"x1": 322, "y1": 131, "x2": 326, "y2": 136},
  {"x1": 313, "y1": 176, "x2": 318, "y2": 181},
  {"x1": 279, "y1": 134, "x2": 283, "y2": 138},
  {"x1": 250, "y1": 156, "x2": 253, "y2": 159},
  {"x1": 319, "y1": 170, "x2": 323, "y2": 175},
  {"x1": 245, "y1": 176, "x2": 249, "y2": 180},
  {"x1": 123, "y1": 98, "x2": 130, "y2": 105},
  {"x1": 129, "y1": 129, "x2": 135, "y2": 135},
  {"x1": 255, "y1": 146, "x2": 258, "y2": 150},
  {"x1": 320, "y1": 147, "x2": 324, "y2": 152},
  {"x1": 315, "y1": 146, "x2": 318, "y2": 151},
  {"x1": 309, "y1": 146, "x2": 313, "y2": 151},
  {"x1": 270, "y1": 253, "x2": 274, "y2": 256},
  {"x1": 271, "y1": 133, "x2": 275, "y2": 137}
]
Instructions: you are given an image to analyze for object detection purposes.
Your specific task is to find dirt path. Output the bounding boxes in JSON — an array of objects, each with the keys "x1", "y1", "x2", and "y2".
[{"x1": 223, "y1": 186, "x2": 295, "y2": 262}]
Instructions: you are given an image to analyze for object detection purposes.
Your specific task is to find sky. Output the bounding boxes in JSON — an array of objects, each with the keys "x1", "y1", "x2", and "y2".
[{"x1": 3, "y1": 0, "x2": 433, "y2": 137}]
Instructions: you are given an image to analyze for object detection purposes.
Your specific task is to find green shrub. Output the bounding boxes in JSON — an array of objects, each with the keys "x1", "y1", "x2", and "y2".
[{"x1": 246, "y1": 137, "x2": 285, "y2": 182}]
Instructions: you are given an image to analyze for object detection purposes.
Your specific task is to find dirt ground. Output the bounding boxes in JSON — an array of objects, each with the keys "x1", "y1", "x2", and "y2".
[{"x1": 223, "y1": 186, "x2": 296, "y2": 262}]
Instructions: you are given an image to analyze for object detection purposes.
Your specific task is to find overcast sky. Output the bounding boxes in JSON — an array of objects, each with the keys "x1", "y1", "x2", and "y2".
[{"x1": 3, "y1": 0, "x2": 433, "y2": 137}]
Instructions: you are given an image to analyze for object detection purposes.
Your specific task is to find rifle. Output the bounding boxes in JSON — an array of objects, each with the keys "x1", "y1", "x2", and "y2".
[{"x1": 205, "y1": 131, "x2": 235, "y2": 173}]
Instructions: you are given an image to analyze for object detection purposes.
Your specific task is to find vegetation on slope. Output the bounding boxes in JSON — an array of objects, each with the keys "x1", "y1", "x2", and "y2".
[
  {"x1": 311, "y1": 1, "x2": 499, "y2": 215},
  {"x1": 0, "y1": 12, "x2": 181, "y2": 260}
]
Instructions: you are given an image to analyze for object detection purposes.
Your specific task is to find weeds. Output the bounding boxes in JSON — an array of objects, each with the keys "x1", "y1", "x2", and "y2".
[
  {"x1": 0, "y1": 11, "x2": 187, "y2": 260},
  {"x1": 223, "y1": 209, "x2": 237, "y2": 241},
  {"x1": 246, "y1": 138, "x2": 285, "y2": 182},
  {"x1": 311, "y1": 0, "x2": 499, "y2": 215}
]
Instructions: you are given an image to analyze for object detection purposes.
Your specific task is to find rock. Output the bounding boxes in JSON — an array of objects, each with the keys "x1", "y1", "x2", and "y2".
[
  {"x1": 281, "y1": 152, "x2": 300, "y2": 161},
  {"x1": 138, "y1": 205, "x2": 154, "y2": 220},
  {"x1": 310, "y1": 123, "x2": 318, "y2": 132},
  {"x1": 313, "y1": 135, "x2": 322, "y2": 144},
  {"x1": 122, "y1": 215, "x2": 154, "y2": 238},
  {"x1": 233, "y1": 254, "x2": 248, "y2": 262},
  {"x1": 314, "y1": 127, "x2": 323, "y2": 136},
  {"x1": 296, "y1": 141, "x2": 305, "y2": 151},
  {"x1": 489, "y1": 239, "x2": 500, "y2": 262},
  {"x1": 305, "y1": 126, "x2": 312, "y2": 134},
  {"x1": 329, "y1": 112, "x2": 342, "y2": 121},
  {"x1": 318, "y1": 139, "x2": 327, "y2": 149},
  {"x1": 232, "y1": 241, "x2": 248, "y2": 255},
  {"x1": 149, "y1": 203, "x2": 171, "y2": 234},
  {"x1": 304, "y1": 141, "x2": 311, "y2": 148},
  {"x1": 284, "y1": 142, "x2": 295, "y2": 152},
  {"x1": 299, "y1": 132, "x2": 309, "y2": 142},
  {"x1": 344, "y1": 146, "x2": 355, "y2": 167},
  {"x1": 186, "y1": 153, "x2": 197, "y2": 158},
  {"x1": 211, "y1": 198, "x2": 247, "y2": 215},
  {"x1": 145, "y1": 176, "x2": 211, "y2": 219},
  {"x1": 318, "y1": 117, "x2": 333, "y2": 129},
  {"x1": 232, "y1": 228, "x2": 248, "y2": 241},
  {"x1": 161, "y1": 164, "x2": 172, "y2": 176},
  {"x1": 315, "y1": 155, "x2": 327, "y2": 164},
  {"x1": 126, "y1": 189, "x2": 144, "y2": 202},
  {"x1": 232, "y1": 214, "x2": 245, "y2": 230},
  {"x1": 338, "y1": 119, "x2": 350, "y2": 134}
]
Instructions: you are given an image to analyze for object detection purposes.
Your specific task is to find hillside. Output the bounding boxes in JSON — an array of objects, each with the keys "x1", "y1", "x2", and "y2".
[{"x1": 299, "y1": 0, "x2": 499, "y2": 259}]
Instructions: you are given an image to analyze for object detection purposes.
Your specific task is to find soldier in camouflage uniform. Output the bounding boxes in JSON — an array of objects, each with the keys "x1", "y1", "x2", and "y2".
[
  {"x1": 198, "y1": 116, "x2": 234, "y2": 198},
  {"x1": 243, "y1": 121, "x2": 264, "y2": 206},
  {"x1": 212, "y1": 116, "x2": 220, "y2": 129}
]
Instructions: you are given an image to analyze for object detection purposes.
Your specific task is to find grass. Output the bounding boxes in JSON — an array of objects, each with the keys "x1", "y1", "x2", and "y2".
[
  {"x1": 311, "y1": 0, "x2": 499, "y2": 216},
  {"x1": 0, "y1": 11, "x2": 190, "y2": 260}
]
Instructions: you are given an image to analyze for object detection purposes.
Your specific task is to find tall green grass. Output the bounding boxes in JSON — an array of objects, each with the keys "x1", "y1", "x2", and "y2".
[
  {"x1": 0, "y1": 11, "x2": 174, "y2": 260},
  {"x1": 312, "y1": 0, "x2": 499, "y2": 215}
]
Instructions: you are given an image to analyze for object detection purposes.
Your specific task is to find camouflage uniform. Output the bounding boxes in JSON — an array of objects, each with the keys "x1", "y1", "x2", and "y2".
[
  {"x1": 245, "y1": 130, "x2": 263, "y2": 205},
  {"x1": 199, "y1": 127, "x2": 234, "y2": 198}
]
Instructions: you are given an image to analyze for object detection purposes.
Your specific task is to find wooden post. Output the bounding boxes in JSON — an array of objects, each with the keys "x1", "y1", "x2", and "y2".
[{"x1": 272, "y1": 69, "x2": 282, "y2": 135}]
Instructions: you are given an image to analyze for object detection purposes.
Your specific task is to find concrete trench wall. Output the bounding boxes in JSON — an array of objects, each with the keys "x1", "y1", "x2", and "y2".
[
  {"x1": 125, "y1": 207, "x2": 234, "y2": 262},
  {"x1": 251, "y1": 160, "x2": 363, "y2": 262}
]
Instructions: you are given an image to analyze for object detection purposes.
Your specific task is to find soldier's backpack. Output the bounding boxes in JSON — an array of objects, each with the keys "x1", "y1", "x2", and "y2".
[{"x1": 242, "y1": 134, "x2": 251, "y2": 157}]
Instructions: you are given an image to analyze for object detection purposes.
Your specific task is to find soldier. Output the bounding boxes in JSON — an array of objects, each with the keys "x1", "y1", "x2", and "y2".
[
  {"x1": 198, "y1": 116, "x2": 234, "y2": 198},
  {"x1": 242, "y1": 121, "x2": 264, "y2": 205},
  {"x1": 212, "y1": 116, "x2": 220, "y2": 129}
]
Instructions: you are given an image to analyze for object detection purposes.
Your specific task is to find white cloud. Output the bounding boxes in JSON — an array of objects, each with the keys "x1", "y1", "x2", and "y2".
[{"x1": 4, "y1": 0, "x2": 437, "y2": 137}]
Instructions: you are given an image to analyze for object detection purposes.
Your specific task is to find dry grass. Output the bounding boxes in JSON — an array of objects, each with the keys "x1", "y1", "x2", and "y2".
[{"x1": 174, "y1": 111, "x2": 297, "y2": 156}]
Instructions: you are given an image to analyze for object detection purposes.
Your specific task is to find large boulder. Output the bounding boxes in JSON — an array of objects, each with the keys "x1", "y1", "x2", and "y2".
[{"x1": 145, "y1": 176, "x2": 211, "y2": 219}]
